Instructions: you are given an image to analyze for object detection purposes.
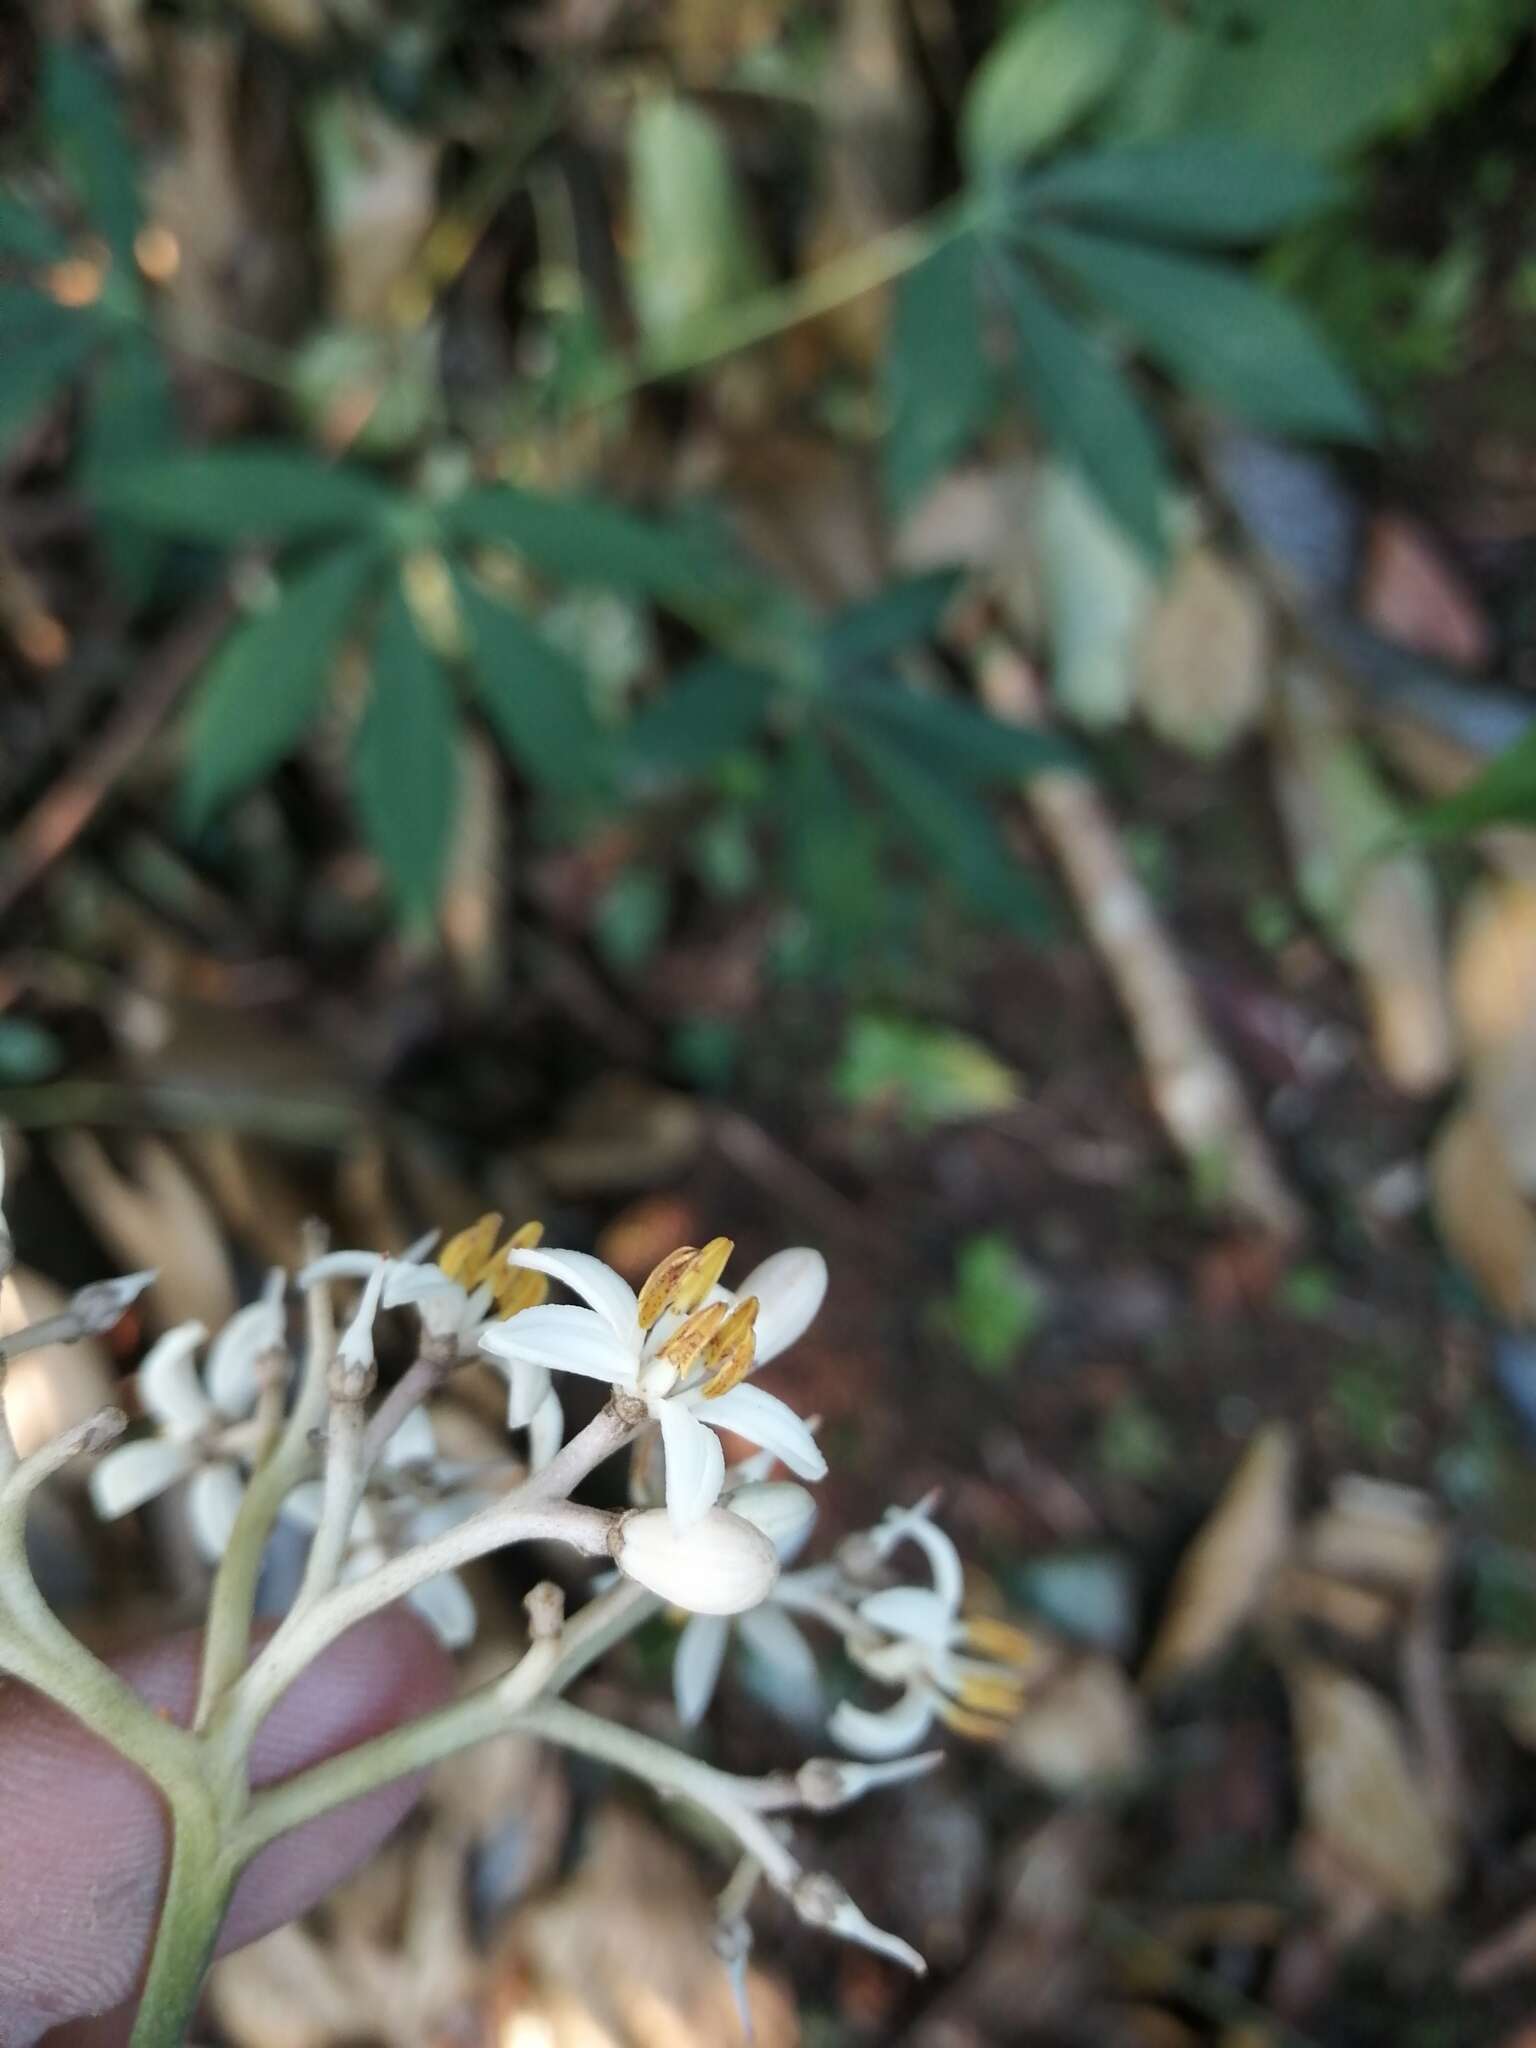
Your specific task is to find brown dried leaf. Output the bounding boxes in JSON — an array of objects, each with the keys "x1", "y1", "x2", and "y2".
[
  {"x1": 1135, "y1": 545, "x2": 1270, "y2": 757},
  {"x1": 1452, "y1": 877, "x2": 1536, "y2": 1190},
  {"x1": 1303, "y1": 1476, "x2": 1445, "y2": 1601},
  {"x1": 1003, "y1": 1653, "x2": 1144, "y2": 1791},
  {"x1": 1141, "y1": 1424, "x2": 1294, "y2": 1691},
  {"x1": 1288, "y1": 1658, "x2": 1457, "y2": 1917},
  {"x1": 1429, "y1": 1103, "x2": 1536, "y2": 1320},
  {"x1": 48, "y1": 1132, "x2": 237, "y2": 1332}
]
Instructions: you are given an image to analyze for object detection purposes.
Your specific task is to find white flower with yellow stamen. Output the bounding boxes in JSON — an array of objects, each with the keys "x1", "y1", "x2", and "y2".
[
  {"x1": 301, "y1": 1215, "x2": 563, "y2": 1465},
  {"x1": 89, "y1": 1277, "x2": 288, "y2": 1559},
  {"x1": 479, "y1": 1240, "x2": 827, "y2": 1531},
  {"x1": 830, "y1": 1502, "x2": 1043, "y2": 1759}
]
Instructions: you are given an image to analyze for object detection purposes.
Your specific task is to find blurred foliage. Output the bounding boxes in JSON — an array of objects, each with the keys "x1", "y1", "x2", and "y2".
[{"x1": 0, "y1": 0, "x2": 1527, "y2": 975}]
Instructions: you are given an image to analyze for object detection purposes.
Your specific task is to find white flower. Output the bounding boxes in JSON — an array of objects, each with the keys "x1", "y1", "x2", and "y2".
[
  {"x1": 301, "y1": 1215, "x2": 564, "y2": 1466},
  {"x1": 829, "y1": 1502, "x2": 1042, "y2": 1759},
  {"x1": 480, "y1": 1241, "x2": 827, "y2": 1531},
  {"x1": 89, "y1": 1276, "x2": 286, "y2": 1561},
  {"x1": 613, "y1": 1504, "x2": 780, "y2": 1615},
  {"x1": 673, "y1": 1479, "x2": 824, "y2": 1727}
]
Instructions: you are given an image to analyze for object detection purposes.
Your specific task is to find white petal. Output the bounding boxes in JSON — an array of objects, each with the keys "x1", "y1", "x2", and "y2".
[
  {"x1": 336, "y1": 1261, "x2": 388, "y2": 1374},
  {"x1": 659, "y1": 1399, "x2": 727, "y2": 1530},
  {"x1": 858, "y1": 1586, "x2": 954, "y2": 1652},
  {"x1": 137, "y1": 1323, "x2": 212, "y2": 1437},
  {"x1": 89, "y1": 1437, "x2": 195, "y2": 1520},
  {"x1": 879, "y1": 1507, "x2": 964, "y2": 1613},
  {"x1": 729, "y1": 1480, "x2": 817, "y2": 1561},
  {"x1": 206, "y1": 1295, "x2": 284, "y2": 1419},
  {"x1": 673, "y1": 1614, "x2": 730, "y2": 1727},
  {"x1": 829, "y1": 1683, "x2": 936, "y2": 1759},
  {"x1": 735, "y1": 1248, "x2": 827, "y2": 1366},
  {"x1": 528, "y1": 1386, "x2": 564, "y2": 1471},
  {"x1": 297, "y1": 1250, "x2": 383, "y2": 1286},
  {"x1": 700, "y1": 1383, "x2": 827, "y2": 1482},
  {"x1": 186, "y1": 1461, "x2": 246, "y2": 1563},
  {"x1": 381, "y1": 1263, "x2": 460, "y2": 1311},
  {"x1": 408, "y1": 1570, "x2": 478, "y2": 1650},
  {"x1": 737, "y1": 1602, "x2": 821, "y2": 1700},
  {"x1": 382, "y1": 1405, "x2": 436, "y2": 1469},
  {"x1": 480, "y1": 1304, "x2": 636, "y2": 1385},
  {"x1": 502, "y1": 1248, "x2": 640, "y2": 1345},
  {"x1": 501, "y1": 1354, "x2": 552, "y2": 1430}
]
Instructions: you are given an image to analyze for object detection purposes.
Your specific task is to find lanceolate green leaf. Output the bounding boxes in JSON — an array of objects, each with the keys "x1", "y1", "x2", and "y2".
[
  {"x1": 1021, "y1": 139, "x2": 1340, "y2": 246},
  {"x1": 99, "y1": 448, "x2": 400, "y2": 546},
  {"x1": 82, "y1": 330, "x2": 178, "y2": 598},
  {"x1": 182, "y1": 542, "x2": 382, "y2": 829},
  {"x1": 43, "y1": 46, "x2": 140, "y2": 268},
  {"x1": 355, "y1": 580, "x2": 460, "y2": 931},
  {"x1": 961, "y1": 0, "x2": 1143, "y2": 173},
  {"x1": 882, "y1": 236, "x2": 993, "y2": 513},
  {"x1": 1413, "y1": 725, "x2": 1536, "y2": 841},
  {"x1": 833, "y1": 715, "x2": 1049, "y2": 934},
  {"x1": 454, "y1": 569, "x2": 609, "y2": 796},
  {"x1": 822, "y1": 571, "x2": 964, "y2": 676},
  {"x1": 0, "y1": 292, "x2": 95, "y2": 458},
  {"x1": 1024, "y1": 222, "x2": 1376, "y2": 442},
  {"x1": 446, "y1": 485, "x2": 723, "y2": 603},
  {"x1": 995, "y1": 258, "x2": 1167, "y2": 562},
  {"x1": 835, "y1": 681, "x2": 1076, "y2": 784},
  {"x1": 623, "y1": 656, "x2": 777, "y2": 778}
]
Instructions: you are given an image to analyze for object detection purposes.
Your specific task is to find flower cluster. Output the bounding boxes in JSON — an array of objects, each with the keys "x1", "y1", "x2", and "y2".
[{"x1": 2, "y1": 1192, "x2": 1039, "y2": 2003}]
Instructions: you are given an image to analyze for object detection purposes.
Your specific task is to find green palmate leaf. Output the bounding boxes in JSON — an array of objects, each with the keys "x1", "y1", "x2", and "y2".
[
  {"x1": 0, "y1": 290, "x2": 95, "y2": 457},
  {"x1": 355, "y1": 580, "x2": 460, "y2": 931},
  {"x1": 832, "y1": 714, "x2": 1048, "y2": 934},
  {"x1": 821, "y1": 571, "x2": 964, "y2": 676},
  {"x1": 882, "y1": 235, "x2": 993, "y2": 512},
  {"x1": 43, "y1": 46, "x2": 141, "y2": 267},
  {"x1": 454, "y1": 569, "x2": 609, "y2": 797},
  {"x1": 82, "y1": 331, "x2": 178, "y2": 598},
  {"x1": 779, "y1": 736, "x2": 893, "y2": 967},
  {"x1": 836, "y1": 680, "x2": 1076, "y2": 782},
  {"x1": 962, "y1": 0, "x2": 1144, "y2": 173},
  {"x1": 99, "y1": 447, "x2": 400, "y2": 545},
  {"x1": 623, "y1": 656, "x2": 777, "y2": 778},
  {"x1": 1021, "y1": 138, "x2": 1340, "y2": 245},
  {"x1": 1413, "y1": 726, "x2": 1536, "y2": 841},
  {"x1": 446, "y1": 485, "x2": 723, "y2": 604},
  {"x1": 994, "y1": 258, "x2": 1168, "y2": 561},
  {"x1": 182, "y1": 542, "x2": 383, "y2": 828},
  {"x1": 1025, "y1": 221, "x2": 1376, "y2": 442}
]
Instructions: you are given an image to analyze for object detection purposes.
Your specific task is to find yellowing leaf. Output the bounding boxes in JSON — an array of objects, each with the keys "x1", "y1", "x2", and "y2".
[
  {"x1": 1452, "y1": 877, "x2": 1536, "y2": 1190},
  {"x1": 1430, "y1": 1104, "x2": 1536, "y2": 1322},
  {"x1": 1142, "y1": 1424, "x2": 1294, "y2": 1690},
  {"x1": 1287, "y1": 1659, "x2": 1457, "y2": 1918}
]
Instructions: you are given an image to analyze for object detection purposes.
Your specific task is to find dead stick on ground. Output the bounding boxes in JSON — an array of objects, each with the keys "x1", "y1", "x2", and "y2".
[
  {"x1": 0, "y1": 583, "x2": 240, "y2": 927},
  {"x1": 973, "y1": 634, "x2": 1306, "y2": 1246}
]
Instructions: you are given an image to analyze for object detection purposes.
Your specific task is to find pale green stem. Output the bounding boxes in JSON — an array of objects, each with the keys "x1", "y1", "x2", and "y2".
[
  {"x1": 193, "y1": 1252, "x2": 336, "y2": 1729},
  {"x1": 126, "y1": 1792, "x2": 238, "y2": 2048},
  {"x1": 287, "y1": 1393, "x2": 366, "y2": 1612}
]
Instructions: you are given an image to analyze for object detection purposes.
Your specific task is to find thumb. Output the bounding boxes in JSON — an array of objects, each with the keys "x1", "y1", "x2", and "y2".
[{"x1": 0, "y1": 1608, "x2": 454, "y2": 2045}]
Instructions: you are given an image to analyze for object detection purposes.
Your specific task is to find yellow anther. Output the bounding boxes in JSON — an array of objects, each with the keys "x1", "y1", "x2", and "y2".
[
  {"x1": 439, "y1": 1212, "x2": 503, "y2": 1287},
  {"x1": 937, "y1": 1698, "x2": 1015, "y2": 1743},
  {"x1": 700, "y1": 1296, "x2": 759, "y2": 1399},
  {"x1": 508, "y1": 1219, "x2": 545, "y2": 1251},
  {"x1": 657, "y1": 1300, "x2": 729, "y2": 1376},
  {"x1": 673, "y1": 1237, "x2": 734, "y2": 1316},
  {"x1": 638, "y1": 1246, "x2": 699, "y2": 1330},
  {"x1": 489, "y1": 1265, "x2": 549, "y2": 1317},
  {"x1": 955, "y1": 1670, "x2": 1030, "y2": 1718},
  {"x1": 962, "y1": 1615, "x2": 1044, "y2": 1671}
]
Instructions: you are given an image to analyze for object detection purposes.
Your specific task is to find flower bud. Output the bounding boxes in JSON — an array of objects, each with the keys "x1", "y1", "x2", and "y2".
[
  {"x1": 613, "y1": 1505, "x2": 778, "y2": 1615},
  {"x1": 729, "y1": 1480, "x2": 817, "y2": 1561}
]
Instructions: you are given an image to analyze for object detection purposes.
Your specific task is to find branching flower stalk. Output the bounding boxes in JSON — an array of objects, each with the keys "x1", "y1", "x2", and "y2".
[{"x1": 0, "y1": 1179, "x2": 1017, "y2": 2044}]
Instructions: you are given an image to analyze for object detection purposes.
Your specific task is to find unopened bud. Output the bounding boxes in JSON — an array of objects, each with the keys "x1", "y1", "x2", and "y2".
[
  {"x1": 729, "y1": 1480, "x2": 817, "y2": 1561},
  {"x1": 72, "y1": 1270, "x2": 156, "y2": 1333},
  {"x1": 794, "y1": 1749, "x2": 943, "y2": 1812},
  {"x1": 791, "y1": 1871, "x2": 927, "y2": 1974},
  {"x1": 524, "y1": 1580, "x2": 565, "y2": 1640},
  {"x1": 612, "y1": 1506, "x2": 778, "y2": 1616}
]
